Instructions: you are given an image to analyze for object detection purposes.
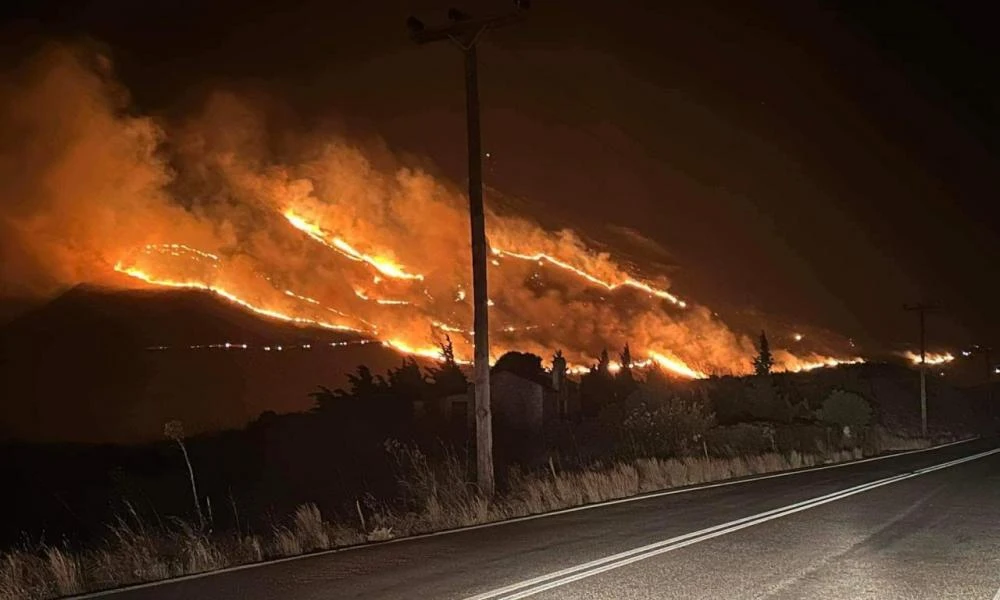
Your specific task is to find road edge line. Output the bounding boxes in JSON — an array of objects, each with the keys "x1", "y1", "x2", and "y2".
[{"x1": 479, "y1": 447, "x2": 1000, "y2": 600}]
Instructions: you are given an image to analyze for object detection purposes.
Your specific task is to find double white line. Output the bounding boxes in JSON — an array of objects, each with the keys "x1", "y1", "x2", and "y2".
[{"x1": 466, "y1": 447, "x2": 1000, "y2": 600}]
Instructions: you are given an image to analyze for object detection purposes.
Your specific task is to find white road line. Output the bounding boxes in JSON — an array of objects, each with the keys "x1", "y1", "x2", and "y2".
[
  {"x1": 70, "y1": 436, "x2": 977, "y2": 599},
  {"x1": 467, "y1": 447, "x2": 1000, "y2": 600},
  {"x1": 992, "y1": 582, "x2": 1000, "y2": 600}
]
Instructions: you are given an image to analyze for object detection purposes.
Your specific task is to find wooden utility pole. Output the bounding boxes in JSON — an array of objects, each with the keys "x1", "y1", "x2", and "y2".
[
  {"x1": 407, "y1": 2, "x2": 528, "y2": 497},
  {"x1": 904, "y1": 303, "x2": 939, "y2": 437},
  {"x1": 983, "y1": 346, "x2": 993, "y2": 403}
]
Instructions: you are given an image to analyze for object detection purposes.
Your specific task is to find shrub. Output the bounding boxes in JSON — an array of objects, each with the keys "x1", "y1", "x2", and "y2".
[
  {"x1": 821, "y1": 390, "x2": 872, "y2": 429},
  {"x1": 745, "y1": 377, "x2": 794, "y2": 423},
  {"x1": 621, "y1": 385, "x2": 715, "y2": 458},
  {"x1": 773, "y1": 424, "x2": 827, "y2": 454},
  {"x1": 703, "y1": 423, "x2": 773, "y2": 457}
]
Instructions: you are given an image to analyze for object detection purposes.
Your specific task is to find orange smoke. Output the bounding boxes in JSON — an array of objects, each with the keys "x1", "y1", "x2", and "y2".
[{"x1": 2, "y1": 44, "x2": 863, "y2": 380}]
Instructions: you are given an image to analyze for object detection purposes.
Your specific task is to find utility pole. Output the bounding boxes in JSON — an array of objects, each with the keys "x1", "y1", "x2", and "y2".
[
  {"x1": 983, "y1": 346, "x2": 993, "y2": 404},
  {"x1": 407, "y1": 1, "x2": 528, "y2": 497},
  {"x1": 904, "y1": 303, "x2": 939, "y2": 437}
]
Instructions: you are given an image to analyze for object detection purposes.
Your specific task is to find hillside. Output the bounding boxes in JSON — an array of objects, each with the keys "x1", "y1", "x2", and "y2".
[{"x1": 0, "y1": 286, "x2": 412, "y2": 443}]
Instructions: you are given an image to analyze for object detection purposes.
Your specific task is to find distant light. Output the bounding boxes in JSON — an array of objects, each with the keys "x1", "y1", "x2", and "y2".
[
  {"x1": 485, "y1": 152, "x2": 491, "y2": 158},
  {"x1": 793, "y1": 333, "x2": 804, "y2": 342},
  {"x1": 995, "y1": 367, "x2": 1000, "y2": 374},
  {"x1": 962, "y1": 351, "x2": 972, "y2": 357}
]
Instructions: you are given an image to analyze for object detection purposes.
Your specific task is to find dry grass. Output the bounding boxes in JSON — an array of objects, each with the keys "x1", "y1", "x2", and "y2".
[
  {"x1": 1, "y1": 430, "x2": 951, "y2": 599},
  {"x1": 43, "y1": 548, "x2": 82, "y2": 596},
  {"x1": 271, "y1": 503, "x2": 332, "y2": 557}
]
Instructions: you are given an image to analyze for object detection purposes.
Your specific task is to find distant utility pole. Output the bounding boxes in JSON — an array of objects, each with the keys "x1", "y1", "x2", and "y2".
[
  {"x1": 406, "y1": 1, "x2": 529, "y2": 498},
  {"x1": 904, "y1": 303, "x2": 940, "y2": 437},
  {"x1": 983, "y1": 346, "x2": 993, "y2": 403}
]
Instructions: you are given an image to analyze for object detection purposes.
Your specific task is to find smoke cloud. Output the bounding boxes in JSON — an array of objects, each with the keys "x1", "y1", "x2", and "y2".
[{"x1": 0, "y1": 43, "x2": 854, "y2": 375}]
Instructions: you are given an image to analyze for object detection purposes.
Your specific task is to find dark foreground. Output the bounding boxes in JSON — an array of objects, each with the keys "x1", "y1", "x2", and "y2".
[{"x1": 83, "y1": 438, "x2": 1000, "y2": 600}]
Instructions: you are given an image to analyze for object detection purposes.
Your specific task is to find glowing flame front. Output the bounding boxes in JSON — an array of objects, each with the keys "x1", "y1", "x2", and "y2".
[{"x1": 902, "y1": 351, "x2": 955, "y2": 366}]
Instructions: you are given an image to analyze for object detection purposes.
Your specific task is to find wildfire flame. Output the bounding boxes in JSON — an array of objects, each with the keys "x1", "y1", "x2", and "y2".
[
  {"x1": 902, "y1": 351, "x2": 955, "y2": 366},
  {"x1": 647, "y1": 351, "x2": 709, "y2": 379},
  {"x1": 115, "y1": 262, "x2": 360, "y2": 333},
  {"x1": 382, "y1": 338, "x2": 454, "y2": 362},
  {"x1": 113, "y1": 246, "x2": 723, "y2": 380},
  {"x1": 284, "y1": 209, "x2": 424, "y2": 281},
  {"x1": 5, "y1": 46, "x2": 867, "y2": 383},
  {"x1": 112, "y1": 221, "x2": 861, "y2": 381},
  {"x1": 783, "y1": 356, "x2": 865, "y2": 372},
  {"x1": 491, "y1": 248, "x2": 686, "y2": 307}
]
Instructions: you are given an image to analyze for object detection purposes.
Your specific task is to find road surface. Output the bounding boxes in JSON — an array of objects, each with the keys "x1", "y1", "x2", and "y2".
[{"x1": 87, "y1": 438, "x2": 1000, "y2": 600}]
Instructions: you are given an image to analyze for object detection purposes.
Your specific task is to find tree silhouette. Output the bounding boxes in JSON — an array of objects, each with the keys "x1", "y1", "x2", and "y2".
[
  {"x1": 311, "y1": 360, "x2": 415, "y2": 433},
  {"x1": 426, "y1": 335, "x2": 469, "y2": 396},
  {"x1": 581, "y1": 348, "x2": 615, "y2": 416},
  {"x1": 310, "y1": 365, "x2": 388, "y2": 413},
  {"x1": 596, "y1": 348, "x2": 611, "y2": 376},
  {"x1": 615, "y1": 343, "x2": 638, "y2": 397},
  {"x1": 493, "y1": 350, "x2": 546, "y2": 384},
  {"x1": 387, "y1": 357, "x2": 426, "y2": 391},
  {"x1": 752, "y1": 330, "x2": 774, "y2": 376},
  {"x1": 438, "y1": 334, "x2": 457, "y2": 365}
]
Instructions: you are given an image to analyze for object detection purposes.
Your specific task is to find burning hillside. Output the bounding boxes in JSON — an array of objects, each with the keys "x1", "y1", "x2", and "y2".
[{"x1": 1, "y1": 44, "x2": 865, "y2": 378}]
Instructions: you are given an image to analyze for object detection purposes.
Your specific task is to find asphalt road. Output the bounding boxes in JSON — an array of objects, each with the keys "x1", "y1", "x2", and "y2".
[{"x1": 90, "y1": 438, "x2": 1000, "y2": 600}]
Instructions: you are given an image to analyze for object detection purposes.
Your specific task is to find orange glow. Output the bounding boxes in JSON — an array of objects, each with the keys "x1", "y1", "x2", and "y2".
[
  {"x1": 115, "y1": 240, "x2": 859, "y2": 378},
  {"x1": 433, "y1": 321, "x2": 471, "y2": 335},
  {"x1": 784, "y1": 356, "x2": 865, "y2": 372},
  {"x1": 902, "y1": 351, "x2": 954, "y2": 366},
  {"x1": 492, "y1": 248, "x2": 686, "y2": 307},
  {"x1": 648, "y1": 351, "x2": 708, "y2": 379},
  {"x1": 115, "y1": 263, "x2": 360, "y2": 333},
  {"x1": 354, "y1": 288, "x2": 410, "y2": 306},
  {"x1": 382, "y1": 339, "x2": 461, "y2": 362},
  {"x1": 5, "y1": 48, "x2": 872, "y2": 394},
  {"x1": 284, "y1": 289, "x2": 320, "y2": 305},
  {"x1": 284, "y1": 209, "x2": 423, "y2": 281}
]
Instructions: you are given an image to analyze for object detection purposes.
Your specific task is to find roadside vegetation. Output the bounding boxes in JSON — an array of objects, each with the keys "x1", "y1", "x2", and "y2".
[
  {"x1": 1, "y1": 337, "x2": 983, "y2": 599},
  {"x1": 1, "y1": 426, "x2": 953, "y2": 599}
]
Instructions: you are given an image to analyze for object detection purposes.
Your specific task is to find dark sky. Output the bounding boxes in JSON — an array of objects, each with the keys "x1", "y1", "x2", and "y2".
[{"x1": 2, "y1": 0, "x2": 997, "y2": 353}]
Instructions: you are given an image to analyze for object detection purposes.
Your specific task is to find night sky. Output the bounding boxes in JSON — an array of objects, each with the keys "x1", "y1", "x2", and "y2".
[{"x1": 1, "y1": 0, "x2": 997, "y2": 352}]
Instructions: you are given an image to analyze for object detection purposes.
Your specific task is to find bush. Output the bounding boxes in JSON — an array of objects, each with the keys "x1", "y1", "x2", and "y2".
[
  {"x1": 773, "y1": 424, "x2": 827, "y2": 454},
  {"x1": 745, "y1": 377, "x2": 794, "y2": 423},
  {"x1": 703, "y1": 423, "x2": 773, "y2": 457},
  {"x1": 821, "y1": 390, "x2": 872, "y2": 429},
  {"x1": 621, "y1": 385, "x2": 715, "y2": 458}
]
